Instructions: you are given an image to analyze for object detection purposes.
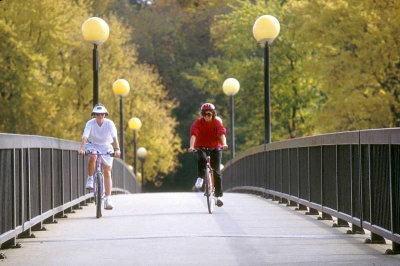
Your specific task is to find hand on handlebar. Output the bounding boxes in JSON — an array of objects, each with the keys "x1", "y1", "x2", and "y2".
[
  {"x1": 79, "y1": 149, "x2": 94, "y2": 156},
  {"x1": 113, "y1": 150, "x2": 121, "y2": 158},
  {"x1": 83, "y1": 150, "x2": 97, "y2": 156},
  {"x1": 188, "y1": 146, "x2": 227, "y2": 153},
  {"x1": 80, "y1": 150, "x2": 118, "y2": 157}
]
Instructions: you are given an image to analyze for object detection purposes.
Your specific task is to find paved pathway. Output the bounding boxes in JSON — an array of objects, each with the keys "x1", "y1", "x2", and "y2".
[{"x1": 1, "y1": 192, "x2": 400, "y2": 265}]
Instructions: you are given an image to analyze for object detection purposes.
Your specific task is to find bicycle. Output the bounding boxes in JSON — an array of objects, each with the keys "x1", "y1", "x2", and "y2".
[
  {"x1": 85, "y1": 150, "x2": 114, "y2": 218},
  {"x1": 193, "y1": 148, "x2": 220, "y2": 214}
]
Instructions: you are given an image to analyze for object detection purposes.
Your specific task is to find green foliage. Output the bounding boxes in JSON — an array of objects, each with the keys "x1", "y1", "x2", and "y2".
[
  {"x1": 117, "y1": 0, "x2": 234, "y2": 189},
  {"x1": 0, "y1": 0, "x2": 89, "y2": 137},
  {"x1": 188, "y1": 0, "x2": 400, "y2": 149},
  {"x1": 289, "y1": 0, "x2": 400, "y2": 131},
  {"x1": 188, "y1": 0, "x2": 321, "y2": 152},
  {"x1": 1, "y1": 0, "x2": 399, "y2": 191},
  {"x1": 0, "y1": 0, "x2": 181, "y2": 184},
  {"x1": 108, "y1": 0, "x2": 400, "y2": 189}
]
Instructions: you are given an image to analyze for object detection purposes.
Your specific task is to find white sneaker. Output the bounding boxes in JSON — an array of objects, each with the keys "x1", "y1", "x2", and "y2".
[
  {"x1": 104, "y1": 197, "x2": 114, "y2": 210},
  {"x1": 85, "y1": 176, "x2": 94, "y2": 190},
  {"x1": 195, "y1": 177, "x2": 203, "y2": 189},
  {"x1": 216, "y1": 197, "x2": 223, "y2": 207}
]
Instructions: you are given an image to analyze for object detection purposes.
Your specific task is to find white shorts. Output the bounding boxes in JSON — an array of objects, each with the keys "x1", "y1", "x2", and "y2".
[{"x1": 85, "y1": 143, "x2": 114, "y2": 167}]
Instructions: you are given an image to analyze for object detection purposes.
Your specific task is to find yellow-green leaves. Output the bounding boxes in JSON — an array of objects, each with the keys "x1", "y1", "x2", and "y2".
[{"x1": 0, "y1": 0, "x2": 181, "y2": 184}]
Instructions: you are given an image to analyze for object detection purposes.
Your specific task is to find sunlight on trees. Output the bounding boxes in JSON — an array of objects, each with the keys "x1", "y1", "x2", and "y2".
[
  {"x1": 0, "y1": 0, "x2": 181, "y2": 184},
  {"x1": 1, "y1": 0, "x2": 399, "y2": 189}
]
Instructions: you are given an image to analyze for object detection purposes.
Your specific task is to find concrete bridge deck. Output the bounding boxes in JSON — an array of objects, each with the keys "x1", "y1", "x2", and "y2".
[{"x1": 1, "y1": 192, "x2": 399, "y2": 265}]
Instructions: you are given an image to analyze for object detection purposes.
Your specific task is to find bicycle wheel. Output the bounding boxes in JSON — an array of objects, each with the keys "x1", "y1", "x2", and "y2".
[
  {"x1": 205, "y1": 167, "x2": 214, "y2": 214},
  {"x1": 95, "y1": 172, "x2": 103, "y2": 218}
]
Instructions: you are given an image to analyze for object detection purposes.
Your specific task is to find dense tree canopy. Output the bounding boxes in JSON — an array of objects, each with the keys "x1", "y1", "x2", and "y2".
[
  {"x1": 188, "y1": 0, "x2": 321, "y2": 148},
  {"x1": 0, "y1": 0, "x2": 181, "y2": 185},
  {"x1": 1, "y1": 0, "x2": 399, "y2": 191},
  {"x1": 187, "y1": 0, "x2": 399, "y2": 145},
  {"x1": 289, "y1": 0, "x2": 400, "y2": 132}
]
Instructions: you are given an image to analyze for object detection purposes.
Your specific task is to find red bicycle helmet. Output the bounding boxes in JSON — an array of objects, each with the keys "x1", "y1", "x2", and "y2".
[{"x1": 200, "y1": 103, "x2": 215, "y2": 111}]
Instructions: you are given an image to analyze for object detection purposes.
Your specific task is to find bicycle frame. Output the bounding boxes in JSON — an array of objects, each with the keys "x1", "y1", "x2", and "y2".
[
  {"x1": 205, "y1": 154, "x2": 215, "y2": 214},
  {"x1": 194, "y1": 148, "x2": 217, "y2": 214},
  {"x1": 93, "y1": 153, "x2": 105, "y2": 218},
  {"x1": 86, "y1": 150, "x2": 113, "y2": 218}
]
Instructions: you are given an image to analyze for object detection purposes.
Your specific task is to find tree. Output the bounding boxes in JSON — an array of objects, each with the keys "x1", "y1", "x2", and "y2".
[
  {"x1": 0, "y1": 0, "x2": 89, "y2": 137},
  {"x1": 188, "y1": 0, "x2": 321, "y2": 154},
  {"x1": 288, "y1": 0, "x2": 400, "y2": 132},
  {"x1": 117, "y1": 0, "x2": 233, "y2": 190},
  {"x1": 0, "y1": 0, "x2": 182, "y2": 184}
]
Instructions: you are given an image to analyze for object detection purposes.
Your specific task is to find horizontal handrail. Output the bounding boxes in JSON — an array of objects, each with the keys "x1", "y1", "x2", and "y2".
[
  {"x1": 222, "y1": 128, "x2": 400, "y2": 253},
  {"x1": 0, "y1": 133, "x2": 139, "y2": 248}
]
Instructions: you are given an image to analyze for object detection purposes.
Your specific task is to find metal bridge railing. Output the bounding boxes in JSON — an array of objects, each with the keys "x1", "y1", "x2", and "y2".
[
  {"x1": 222, "y1": 128, "x2": 400, "y2": 254},
  {"x1": 0, "y1": 133, "x2": 139, "y2": 248}
]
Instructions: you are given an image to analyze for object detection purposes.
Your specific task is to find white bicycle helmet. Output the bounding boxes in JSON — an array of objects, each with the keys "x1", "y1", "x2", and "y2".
[{"x1": 91, "y1": 105, "x2": 109, "y2": 116}]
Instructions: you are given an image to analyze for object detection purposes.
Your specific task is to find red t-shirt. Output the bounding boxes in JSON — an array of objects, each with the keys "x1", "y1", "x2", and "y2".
[{"x1": 190, "y1": 117, "x2": 227, "y2": 148}]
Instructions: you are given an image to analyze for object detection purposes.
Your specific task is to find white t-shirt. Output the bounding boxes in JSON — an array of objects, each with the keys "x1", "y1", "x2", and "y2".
[{"x1": 82, "y1": 118, "x2": 118, "y2": 145}]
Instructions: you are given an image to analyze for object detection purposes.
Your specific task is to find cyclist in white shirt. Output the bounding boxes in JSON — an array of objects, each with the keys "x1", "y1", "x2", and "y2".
[{"x1": 78, "y1": 104, "x2": 121, "y2": 210}]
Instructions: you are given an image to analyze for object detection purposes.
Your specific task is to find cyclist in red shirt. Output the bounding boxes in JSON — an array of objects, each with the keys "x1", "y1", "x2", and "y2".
[{"x1": 188, "y1": 103, "x2": 228, "y2": 207}]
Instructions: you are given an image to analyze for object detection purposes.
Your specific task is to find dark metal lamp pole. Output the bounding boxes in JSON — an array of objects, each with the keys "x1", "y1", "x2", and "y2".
[
  {"x1": 137, "y1": 147, "x2": 147, "y2": 193},
  {"x1": 222, "y1": 78, "x2": 240, "y2": 160},
  {"x1": 252, "y1": 15, "x2": 280, "y2": 144},
  {"x1": 129, "y1": 117, "x2": 142, "y2": 176},
  {"x1": 264, "y1": 42, "x2": 271, "y2": 144},
  {"x1": 133, "y1": 130, "x2": 137, "y2": 175},
  {"x1": 119, "y1": 97, "x2": 124, "y2": 159},
  {"x1": 112, "y1": 79, "x2": 130, "y2": 161},
  {"x1": 82, "y1": 17, "x2": 110, "y2": 107},
  {"x1": 93, "y1": 44, "x2": 99, "y2": 107},
  {"x1": 229, "y1": 95, "x2": 235, "y2": 158}
]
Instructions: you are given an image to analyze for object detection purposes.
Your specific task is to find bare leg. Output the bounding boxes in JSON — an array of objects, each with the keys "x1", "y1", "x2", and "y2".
[
  {"x1": 102, "y1": 163, "x2": 112, "y2": 196},
  {"x1": 88, "y1": 156, "x2": 96, "y2": 176}
]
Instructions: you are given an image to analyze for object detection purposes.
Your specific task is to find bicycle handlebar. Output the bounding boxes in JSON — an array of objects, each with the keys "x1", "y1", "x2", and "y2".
[
  {"x1": 192, "y1": 147, "x2": 222, "y2": 152},
  {"x1": 84, "y1": 150, "x2": 115, "y2": 157},
  {"x1": 190, "y1": 148, "x2": 223, "y2": 155}
]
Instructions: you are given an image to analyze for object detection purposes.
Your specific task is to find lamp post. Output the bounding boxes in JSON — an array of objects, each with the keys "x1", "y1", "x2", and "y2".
[
  {"x1": 222, "y1": 78, "x2": 240, "y2": 159},
  {"x1": 82, "y1": 17, "x2": 110, "y2": 107},
  {"x1": 137, "y1": 147, "x2": 147, "y2": 192},
  {"x1": 128, "y1": 117, "x2": 142, "y2": 176},
  {"x1": 252, "y1": 15, "x2": 280, "y2": 144},
  {"x1": 112, "y1": 79, "x2": 130, "y2": 160}
]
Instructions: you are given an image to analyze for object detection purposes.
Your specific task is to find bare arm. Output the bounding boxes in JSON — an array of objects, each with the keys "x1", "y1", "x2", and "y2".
[
  {"x1": 78, "y1": 136, "x2": 88, "y2": 155},
  {"x1": 220, "y1": 134, "x2": 228, "y2": 150},
  {"x1": 188, "y1": 135, "x2": 196, "y2": 153},
  {"x1": 112, "y1": 137, "x2": 121, "y2": 158}
]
